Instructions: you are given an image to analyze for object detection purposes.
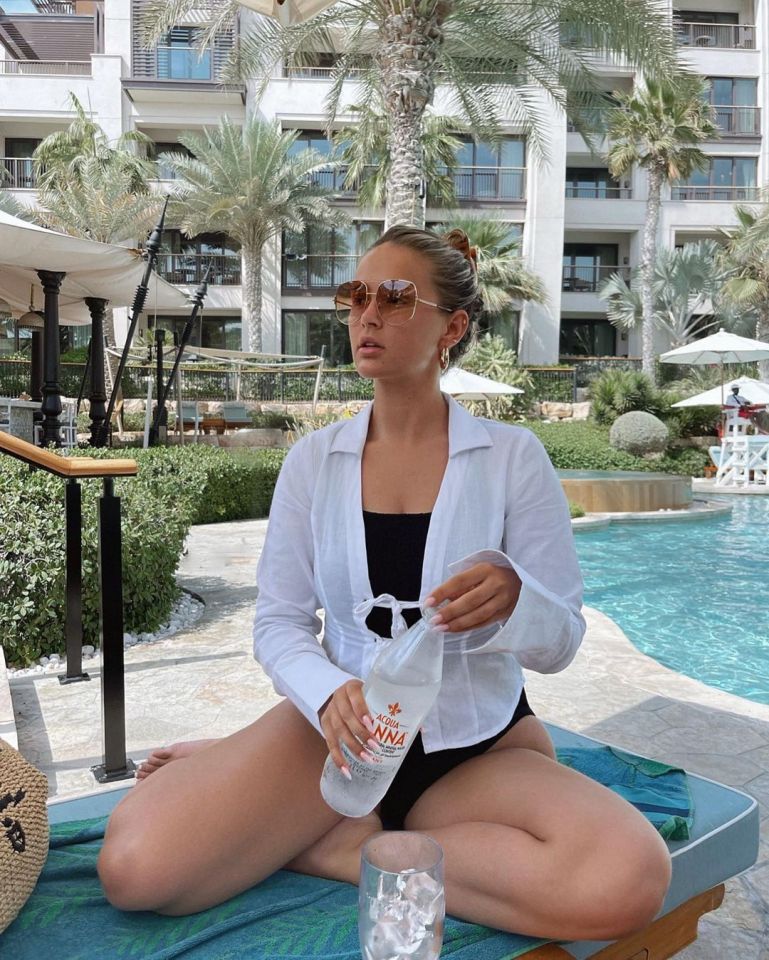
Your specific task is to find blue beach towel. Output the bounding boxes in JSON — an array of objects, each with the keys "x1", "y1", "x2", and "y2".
[{"x1": 3, "y1": 746, "x2": 692, "y2": 960}]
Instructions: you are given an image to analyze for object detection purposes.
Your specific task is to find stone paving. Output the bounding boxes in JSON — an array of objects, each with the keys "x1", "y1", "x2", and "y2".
[{"x1": 7, "y1": 518, "x2": 769, "y2": 959}]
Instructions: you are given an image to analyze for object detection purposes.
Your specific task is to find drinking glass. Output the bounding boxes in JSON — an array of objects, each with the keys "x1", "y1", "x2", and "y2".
[{"x1": 359, "y1": 832, "x2": 445, "y2": 960}]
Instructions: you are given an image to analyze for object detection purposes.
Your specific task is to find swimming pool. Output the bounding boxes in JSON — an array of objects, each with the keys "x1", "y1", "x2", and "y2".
[{"x1": 574, "y1": 496, "x2": 769, "y2": 705}]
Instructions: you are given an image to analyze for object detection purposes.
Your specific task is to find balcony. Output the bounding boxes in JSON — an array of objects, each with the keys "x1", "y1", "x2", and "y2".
[
  {"x1": 437, "y1": 166, "x2": 526, "y2": 202},
  {"x1": 712, "y1": 104, "x2": 761, "y2": 137},
  {"x1": 283, "y1": 65, "x2": 365, "y2": 79},
  {"x1": 675, "y1": 22, "x2": 756, "y2": 49},
  {"x1": 565, "y1": 184, "x2": 631, "y2": 199},
  {"x1": 0, "y1": 59, "x2": 90, "y2": 75},
  {"x1": 1, "y1": 157, "x2": 39, "y2": 189},
  {"x1": 156, "y1": 254, "x2": 241, "y2": 286},
  {"x1": 670, "y1": 185, "x2": 760, "y2": 201},
  {"x1": 283, "y1": 254, "x2": 357, "y2": 292},
  {"x1": 562, "y1": 265, "x2": 631, "y2": 293}
]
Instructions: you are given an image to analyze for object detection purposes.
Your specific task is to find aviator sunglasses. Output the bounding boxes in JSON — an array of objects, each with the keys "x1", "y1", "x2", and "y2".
[{"x1": 334, "y1": 279, "x2": 452, "y2": 327}]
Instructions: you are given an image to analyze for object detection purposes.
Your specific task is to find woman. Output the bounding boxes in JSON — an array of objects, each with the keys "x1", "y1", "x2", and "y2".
[{"x1": 97, "y1": 226, "x2": 671, "y2": 942}]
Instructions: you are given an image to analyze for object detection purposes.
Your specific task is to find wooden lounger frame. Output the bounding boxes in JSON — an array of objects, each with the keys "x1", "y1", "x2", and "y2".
[{"x1": 526, "y1": 885, "x2": 725, "y2": 960}]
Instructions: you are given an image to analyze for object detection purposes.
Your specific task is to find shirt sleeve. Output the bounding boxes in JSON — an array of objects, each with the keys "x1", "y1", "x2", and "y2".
[
  {"x1": 447, "y1": 429, "x2": 585, "y2": 673},
  {"x1": 253, "y1": 436, "x2": 357, "y2": 733}
]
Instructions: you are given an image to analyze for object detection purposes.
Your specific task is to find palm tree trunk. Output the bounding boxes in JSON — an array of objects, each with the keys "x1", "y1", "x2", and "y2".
[
  {"x1": 378, "y1": 2, "x2": 449, "y2": 230},
  {"x1": 757, "y1": 306, "x2": 769, "y2": 381},
  {"x1": 241, "y1": 244, "x2": 262, "y2": 353},
  {"x1": 641, "y1": 167, "x2": 662, "y2": 385}
]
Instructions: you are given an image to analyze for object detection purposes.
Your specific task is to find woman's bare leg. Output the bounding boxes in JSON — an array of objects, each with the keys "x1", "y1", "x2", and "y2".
[
  {"x1": 135, "y1": 740, "x2": 217, "y2": 780},
  {"x1": 98, "y1": 699, "x2": 348, "y2": 915}
]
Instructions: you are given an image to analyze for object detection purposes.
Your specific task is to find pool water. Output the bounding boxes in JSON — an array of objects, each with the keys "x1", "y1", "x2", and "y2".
[{"x1": 574, "y1": 497, "x2": 769, "y2": 705}]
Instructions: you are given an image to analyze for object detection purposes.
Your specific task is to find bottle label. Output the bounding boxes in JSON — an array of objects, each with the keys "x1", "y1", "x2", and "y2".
[{"x1": 341, "y1": 694, "x2": 418, "y2": 774}]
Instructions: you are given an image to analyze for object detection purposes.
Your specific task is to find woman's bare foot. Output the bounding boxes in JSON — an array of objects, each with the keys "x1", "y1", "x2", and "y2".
[
  {"x1": 285, "y1": 811, "x2": 383, "y2": 884},
  {"x1": 135, "y1": 739, "x2": 218, "y2": 781}
]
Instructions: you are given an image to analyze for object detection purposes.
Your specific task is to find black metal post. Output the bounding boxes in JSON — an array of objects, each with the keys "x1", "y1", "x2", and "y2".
[
  {"x1": 38, "y1": 269, "x2": 66, "y2": 447},
  {"x1": 60, "y1": 479, "x2": 89, "y2": 685},
  {"x1": 30, "y1": 329, "x2": 43, "y2": 402},
  {"x1": 151, "y1": 327, "x2": 167, "y2": 446},
  {"x1": 75, "y1": 338, "x2": 92, "y2": 415},
  {"x1": 150, "y1": 272, "x2": 209, "y2": 446},
  {"x1": 91, "y1": 477, "x2": 135, "y2": 783},
  {"x1": 101, "y1": 197, "x2": 169, "y2": 446},
  {"x1": 85, "y1": 297, "x2": 109, "y2": 447}
]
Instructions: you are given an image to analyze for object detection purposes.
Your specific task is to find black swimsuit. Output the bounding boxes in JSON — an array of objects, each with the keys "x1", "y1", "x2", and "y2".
[{"x1": 362, "y1": 510, "x2": 535, "y2": 830}]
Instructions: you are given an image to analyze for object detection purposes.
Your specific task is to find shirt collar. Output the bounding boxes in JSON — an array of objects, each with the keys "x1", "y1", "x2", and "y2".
[{"x1": 329, "y1": 392, "x2": 493, "y2": 458}]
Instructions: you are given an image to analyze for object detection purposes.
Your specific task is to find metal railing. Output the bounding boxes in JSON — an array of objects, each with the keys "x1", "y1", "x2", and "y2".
[
  {"x1": 675, "y1": 21, "x2": 756, "y2": 49},
  {"x1": 283, "y1": 65, "x2": 365, "y2": 79},
  {"x1": 283, "y1": 254, "x2": 358, "y2": 291},
  {"x1": 440, "y1": 165, "x2": 526, "y2": 201},
  {"x1": 563, "y1": 356, "x2": 642, "y2": 388},
  {"x1": 712, "y1": 104, "x2": 761, "y2": 136},
  {"x1": 671, "y1": 184, "x2": 760, "y2": 201},
  {"x1": 565, "y1": 184, "x2": 631, "y2": 199},
  {"x1": 0, "y1": 59, "x2": 91, "y2": 75},
  {"x1": 562, "y1": 264, "x2": 630, "y2": 292},
  {"x1": 1, "y1": 157, "x2": 39, "y2": 189},
  {"x1": 156, "y1": 253, "x2": 241, "y2": 286},
  {"x1": 0, "y1": 0, "x2": 76, "y2": 11}
]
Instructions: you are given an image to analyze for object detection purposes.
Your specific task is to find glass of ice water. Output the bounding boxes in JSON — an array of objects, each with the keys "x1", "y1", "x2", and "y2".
[{"x1": 359, "y1": 832, "x2": 445, "y2": 960}]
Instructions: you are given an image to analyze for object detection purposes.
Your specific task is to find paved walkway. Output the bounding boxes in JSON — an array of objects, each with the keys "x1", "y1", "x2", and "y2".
[{"x1": 9, "y1": 519, "x2": 769, "y2": 959}]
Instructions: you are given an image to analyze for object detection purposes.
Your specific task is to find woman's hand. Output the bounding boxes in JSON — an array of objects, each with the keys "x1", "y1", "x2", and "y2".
[
  {"x1": 318, "y1": 679, "x2": 380, "y2": 779},
  {"x1": 424, "y1": 562, "x2": 522, "y2": 633}
]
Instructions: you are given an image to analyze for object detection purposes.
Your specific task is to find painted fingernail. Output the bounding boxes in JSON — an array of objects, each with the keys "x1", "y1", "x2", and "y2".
[
  {"x1": 362, "y1": 715, "x2": 374, "y2": 732},
  {"x1": 367, "y1": 738, "x2": 380, "y2": 752},
  {"x1": 340, "y1": 765, "x2": 352, "y2": 781},
  {"x1": 434, "y1": 624, "x2": 450, "y2": 633},
  {"x1": 359, "y1": 750, "x2": 375, "y2": 763},
  {"x1": 429, "y1": 614, "x2": 444, "y2": 625},
  {"x1": 423, "y1": 596, "x2": 436, "y2": 607}
]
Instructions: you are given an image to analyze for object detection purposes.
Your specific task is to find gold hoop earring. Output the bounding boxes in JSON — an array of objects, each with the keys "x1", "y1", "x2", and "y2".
[{"x1": 440, "y1": 347, "x2": 450, "y2": 371}]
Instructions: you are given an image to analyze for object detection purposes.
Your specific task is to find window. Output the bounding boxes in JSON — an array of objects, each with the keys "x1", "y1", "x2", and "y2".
[
  {"x1": 283, "y1": 222, "x2": 381, "y2": 291},
  {"x1": 478, "y1": 310, "x2": 520, "y2": 352},
  {"x1": 282, "y1": 310, "x2": 353, "y2": 366},
  {"x1": 150, "y1": 141, "x2": 194, "y2": 180},
  {"x1": 288, "y1": 131, "x2": 349, "y2": 192},
  {"x1": 3, "y1": 137, "x2": 41, "y2": 189},
  {"x1": 672, "y1": 157, "x2": 757, "y2": 200},
  {"x1": 560, "y1": 319, "x2": 617, "y2": 357},
  {"x1": 562, "y1": 243, "x2": 620, "y2": 292},
  {"x1": 151, "y1": 314, "x2": 241, "y2": 351},
  {"x1": 565, "y1": 168, "x2": 627, "y2": 199},
  {"x1": 707, "y1": 78, "x2": 759, "y2": 135},
  {"x1": 157, "y1": 27, "x2": 212, "y2": 80},
  {"x1": 156, "y1": 231, "x2": 241, "y2": 285},
  {"x1": 447, "y1": 137, "x2": 526, "y2": 201},
  {"x1": 674, "y1": 11, "x2": 751, "y2": 49}
]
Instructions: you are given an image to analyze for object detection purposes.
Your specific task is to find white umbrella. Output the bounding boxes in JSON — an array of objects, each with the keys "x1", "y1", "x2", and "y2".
[
  {"x1": 235, "y1": 0, "x2": 337, "y2": 23},
  {"x1": 440, "y1": 367, "x2": 524, "y2": 401},
  {"x1": 672, "y1": 376, "x2": 769, "y2": 408},
  {"x1": 660, "y1": 328, "x2": 769, "y2": 407}
]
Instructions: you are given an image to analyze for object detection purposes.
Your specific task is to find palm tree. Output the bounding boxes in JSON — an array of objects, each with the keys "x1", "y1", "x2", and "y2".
[
  {"x1": 161, "y1": 116, "x2": 349, "y2": 352},
  {"x1": 606, "y1": 75, "x2": 718, "y2": 382},
  {"x1": 598, "y1": 241, "x2": 744, "y2": 349},
  {"x1": 435, "y1": 213, "x2": 545, "y2": 349},
  {"x1": 720, "y1": 205, "x2": 769, "y2": 380},
  {"x1": 332, "y1": 100, "x2": 463, "y2": 213},
  {"x1": 144, "y1": 1, "x2": 677, "y2": 229}
]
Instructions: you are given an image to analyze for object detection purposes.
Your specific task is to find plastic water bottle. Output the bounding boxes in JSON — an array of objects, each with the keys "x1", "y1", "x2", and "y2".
[{"x1": 320, "y1": 606, "x2": 444, "y2": 818}]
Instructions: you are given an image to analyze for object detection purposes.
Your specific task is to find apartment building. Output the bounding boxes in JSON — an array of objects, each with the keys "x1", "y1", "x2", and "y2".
[{"x1": 0, "y1": 0, "x2": 766, "y2": 365}]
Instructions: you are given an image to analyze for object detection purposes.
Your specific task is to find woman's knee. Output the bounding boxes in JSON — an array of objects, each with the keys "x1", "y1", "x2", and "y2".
[{"x1": 97, "y1": 817, "x2": 181, "y2": 913}]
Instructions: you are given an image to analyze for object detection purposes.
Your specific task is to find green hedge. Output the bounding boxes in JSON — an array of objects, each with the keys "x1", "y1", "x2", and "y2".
[{"x1": 523, "y1": 420, "x2": 710, "y2": 477}]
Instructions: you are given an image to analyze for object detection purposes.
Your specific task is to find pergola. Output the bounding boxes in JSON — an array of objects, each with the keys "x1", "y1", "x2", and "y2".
[{"x1": 0, "y1": 210, "x2": 187, "y2": 445}]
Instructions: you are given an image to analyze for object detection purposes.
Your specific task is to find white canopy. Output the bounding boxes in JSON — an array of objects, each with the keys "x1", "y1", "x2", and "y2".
[
  {"x1": 235, "y1": 0, "x2": 337, "y2": 23},
  {"x1": 0, "y1": 209, "x2": 188, "y2": 325},
  {"x1": 671, "y1": 376, "x2": 769, "y2": 408},
  {"x1": 440, "y1": 367, "x2": 524, "y2": 400},
  {"x1": 660, "y1": 328, "x2": 769, "y2": 365}
]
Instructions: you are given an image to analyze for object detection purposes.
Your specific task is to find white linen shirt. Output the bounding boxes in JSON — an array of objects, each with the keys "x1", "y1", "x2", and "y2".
[{"x1": 253, "y1": 394, "x2": 585, "y2": 753}]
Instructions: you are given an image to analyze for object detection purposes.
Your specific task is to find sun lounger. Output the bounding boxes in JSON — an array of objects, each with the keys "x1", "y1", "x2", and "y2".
[
  {"x1": 6, "y1": 721, "x2": 755, "y2": 960},
  {"x1": 176, "y1": 401, "x2": 202, "y2": 436},
  {"x1": 222, "y1": 401, "x2": 252, "y2": 429}
]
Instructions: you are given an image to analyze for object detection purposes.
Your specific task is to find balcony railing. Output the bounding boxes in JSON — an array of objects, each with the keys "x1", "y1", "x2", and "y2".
[
  {"x1": 712, "y1": 104, "x2": 761, "y2": 136},
  {"x1": 565, "y1": 184, "x2": 632, "y2": 199},
  {"x1": 283, "y1": 65, "x2": 365, "y2": 79},
  {"x1": 439, "y1": 165, "x2": 526, "y2": 202},
  {"x1": 671, "y1": 185, "x2": 760, "y2": 201},
  {"x1": 156, "y1": 254, "x2": 241, "y2": 286},
  {"x1": 674, "y1": 22, "x2": 756, "y2": 49},
  {"x1": 283, "y1": 254, "x2": 358, "y2": 291},
  {"x1": 562, "y1": 265, "x2": 631, "y2": 292},
  {"x1": 1, "y1": 157, "x2": 39, "y2": 189},
  {"x1": 0, "y1": 59, "x2": 91, "y2": 76}
]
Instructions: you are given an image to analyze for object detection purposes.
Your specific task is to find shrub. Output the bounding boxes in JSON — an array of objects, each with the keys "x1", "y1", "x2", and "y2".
[
  {"x1": 656, "y1": 386, "x2": 720, "y2": 439},
  {"x1": 609, "y1": 411, "x2": 669, "y2": 457},
  {"x1": 588, "y1": 369, "x2": 662, "y2": 425},
  {"x1": 568, "y1": 501, "x2": 585, "y2": 519},
  {"x1": 460, "y1": 334, "x2": 534, "y2": 419}
]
